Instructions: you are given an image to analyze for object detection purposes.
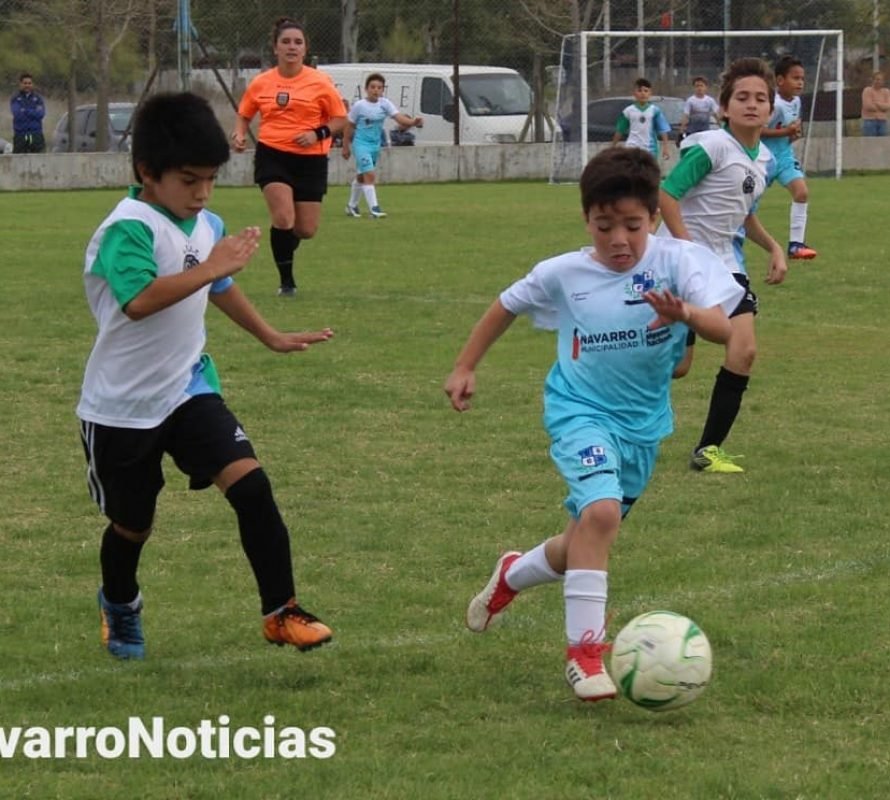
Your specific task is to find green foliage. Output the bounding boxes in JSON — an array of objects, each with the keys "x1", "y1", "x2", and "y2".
[{"x1": 0, "y1": 176, "x2": 889, "y2": 797}]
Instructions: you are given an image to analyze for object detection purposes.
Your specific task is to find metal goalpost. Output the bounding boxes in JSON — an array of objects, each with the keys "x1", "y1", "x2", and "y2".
[{"x1": 553, "y1": 28, "x2": 845, "y2": 181}]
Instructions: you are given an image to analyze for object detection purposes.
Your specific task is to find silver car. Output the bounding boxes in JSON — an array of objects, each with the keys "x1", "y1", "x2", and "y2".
[{"x1": 51, "y1": 103, "x2": 136, "y2": 153}]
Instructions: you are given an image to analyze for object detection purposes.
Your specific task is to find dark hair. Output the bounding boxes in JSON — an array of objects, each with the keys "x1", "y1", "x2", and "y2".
[
  {"x1": 634, "y1": 77, "x2": 652, "y2": 90},
  {"x1": 131, "y1": 92, "x2": 230, "y2": 183},
  {"x1": 718, "y1": 57, "x2": 775, "y2": 111},
  {"x1": 774, "y1": 54, "x2": 804, "y2": 78},
  {"x1": 579, "y1": 147, "x2": 660, "y2": 216},
  {"x1": 365, "y1": 73, "x2": 386, "y2": 89},
  {"x1": 19, "y1": 72, "x2": 33, "y2": 82},
  {"x1": 272, "y1": 16, "x2": 307, "y2": 47},
  {"x1": 692, "y1": 76, "x2": 708, "y2": 85}
]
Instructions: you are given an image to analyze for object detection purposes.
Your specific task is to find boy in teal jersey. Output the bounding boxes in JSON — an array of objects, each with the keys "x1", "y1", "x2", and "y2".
[
  {"x1": 761, "y1": 55, "x2": 817, "y2": 260},
  {"x1": 342, "y1": 72, "x2": 423, "y2": 218},
  {"x1": 612, "y1": 77, "x2": 672, "y2": 161},
  {"x1": 78, "y1": 92, "x2": 335, "y2": 660},
  {"x1": 444, "y1": 147, "x2": 742, "y2": 704}
]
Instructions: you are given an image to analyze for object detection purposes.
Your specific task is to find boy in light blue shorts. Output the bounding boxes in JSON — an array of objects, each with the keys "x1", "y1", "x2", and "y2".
[
  {"x1": 342, "y1": 72, "x2": 423, "y2": 218},
  {"x1": 444, "y1": 147, "x2": 742, "y2": 705},
  {"x1": 762, "y1": 55, "x2": 817, "y2": 260}
]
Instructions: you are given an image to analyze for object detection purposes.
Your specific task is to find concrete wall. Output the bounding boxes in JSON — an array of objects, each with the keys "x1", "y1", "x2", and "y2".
[{"x1": 0, "y1": 138, "x2": 887, "y2": 191}]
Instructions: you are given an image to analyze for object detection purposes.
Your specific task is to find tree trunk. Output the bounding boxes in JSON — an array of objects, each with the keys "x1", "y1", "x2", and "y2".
[{"x1": 341, "y1": 0, "x2": 358, "y2": 62}]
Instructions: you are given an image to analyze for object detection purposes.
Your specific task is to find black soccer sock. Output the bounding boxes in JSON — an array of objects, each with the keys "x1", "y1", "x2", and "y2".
[
  {"x1": 100, "y1": 523, "x2": 144, "y2": 604},
  {"x1": 696, "y1": 367, "x2": 750, "y2": 451},
  {"x1": 225, "y1": 468, "x2": 296, "y2": 615},
  {"x1": 270, "y1": 227, "x2": 299, "y2": 288}
]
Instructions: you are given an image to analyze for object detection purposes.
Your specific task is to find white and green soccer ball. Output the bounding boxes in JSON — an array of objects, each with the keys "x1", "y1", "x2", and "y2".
[{"x1": 611, "y1": 611, "x2": 712, "y2": 712}]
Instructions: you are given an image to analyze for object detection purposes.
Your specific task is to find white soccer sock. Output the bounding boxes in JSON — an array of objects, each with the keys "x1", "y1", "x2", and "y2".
[
  {"x1": 564, "y1": 569, "x2": 608, "y2": 645},
  {"x1": 348, "y1": 180, "x2": 362, "y2": 208},
  {"x1": 362, "y1": 183, "x2": 380, "y2": 209},
  {"x1": 790, "y1": 201, "x2": 808, "y2": 243},
  {"x1": 504, "y1": 542, "x2": 562, "y2": 592}
]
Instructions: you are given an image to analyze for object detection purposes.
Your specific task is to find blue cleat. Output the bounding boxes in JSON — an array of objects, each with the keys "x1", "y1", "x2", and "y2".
[{"x1": 98, "y1": 588, "x2": 145, "y2": 660}]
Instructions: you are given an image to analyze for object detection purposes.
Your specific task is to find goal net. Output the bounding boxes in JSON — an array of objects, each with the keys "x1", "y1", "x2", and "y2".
[{"x1": 549, "y1": 28, "x2": 844, "y2": 184}]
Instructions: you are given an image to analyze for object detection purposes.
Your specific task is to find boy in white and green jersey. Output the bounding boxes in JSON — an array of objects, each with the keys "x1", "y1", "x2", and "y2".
[
  {"x1": 612, "y1": 77, "x2": 672, "y2": 161},
  {"x1": 658, "y1": 57, "x2": 788, "y2": 475},
  {"x1": 78, "y1": 92, "x2": 335, "y2": 660}
]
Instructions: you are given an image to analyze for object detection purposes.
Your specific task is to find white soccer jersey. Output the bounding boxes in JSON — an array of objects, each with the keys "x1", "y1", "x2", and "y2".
[
  {"x1": 499, "y1": 237, "x2": 743, "y2": 444},
  {"x1": 349, "y1": 97, "x2": 400, "y2": 147},
  {"x1": 764, "y1": 94, "x2": 801, "y2": 161},
  {"x1": 658, "y1": 128, "x2": 774, "y2": 274},
  {"x1": 683, "y1": 94, "x2": 719, "y2": 133},
  {"x1": 77, "y1": 192, "x2": 228, "y2": 429},
  {"x1": 617, "y1": 103, "x2": 670, "y2": 154}
]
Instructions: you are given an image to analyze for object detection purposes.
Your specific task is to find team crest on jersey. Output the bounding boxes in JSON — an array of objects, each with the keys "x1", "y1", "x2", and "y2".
[
  {"x1": 182, "y1": 245, "x2": 201, "y2": 271},
  {"x1": 742, "y1": 172, "x2": 756, "y2": 194},
  {"x1": 578, "y1": 445, "x2": 607, "y2": 468},
  {"x1": 276, "y1": 92, "x2": 289, "y2": 107},
  {"x1": 624, "y1": 269, "x2": 662, "y2": 304}
]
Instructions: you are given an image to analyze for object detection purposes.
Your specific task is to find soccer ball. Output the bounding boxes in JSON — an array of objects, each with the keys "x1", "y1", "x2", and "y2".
[{"x1": 610, "y1": 611, "x2": 712, "y2": 712}]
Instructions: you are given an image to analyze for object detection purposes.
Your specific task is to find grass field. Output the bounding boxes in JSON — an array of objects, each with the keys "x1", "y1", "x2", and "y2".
[{"x1": 1, "y1": 173, "x2": 888, "y2": 799}]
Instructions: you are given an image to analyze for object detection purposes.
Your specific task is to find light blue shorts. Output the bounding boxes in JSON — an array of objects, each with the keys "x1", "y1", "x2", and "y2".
[
  {"x1": 772, "y1": 152, "x2": 805, "y2": 186},
  {"x1": 353, "y1": 142, "x2": 380, "y2": 175},
  {"x1": 549, "y1": 422, "x2": 658, "y2": 520}
]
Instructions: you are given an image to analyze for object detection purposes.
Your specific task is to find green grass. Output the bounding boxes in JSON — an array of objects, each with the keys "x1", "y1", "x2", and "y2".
[{"x1": 1, "y1": 175, "x2": 889, "y2": 799}]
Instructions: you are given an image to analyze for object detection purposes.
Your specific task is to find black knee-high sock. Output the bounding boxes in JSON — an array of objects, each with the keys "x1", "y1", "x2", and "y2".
[
  {"x1": 270, "y1": 227, "x2": 300, "y2": 289},
  {"x1": 225, "y1": 469, "x2": 296, "y2": 615},
  {"x1": 101, "y1": 524, "x2": 144, "y2": 604},
  {"x1": 696, "y1": 367, "x2": 750, "y2": 451}
]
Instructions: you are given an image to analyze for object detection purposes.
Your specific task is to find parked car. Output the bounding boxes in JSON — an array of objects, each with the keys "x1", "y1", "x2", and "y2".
[
  {"x1": 51, "y1": 103, "x2": 136, "y2": 153},
  {"x1": 585, "y1": 95, "x2": 685, "y2": 142}
]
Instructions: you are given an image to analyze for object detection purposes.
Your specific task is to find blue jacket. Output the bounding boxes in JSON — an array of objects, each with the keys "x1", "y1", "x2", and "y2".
[{"x1": 10, "y1": 91, "x2": 46, "y2": 136}]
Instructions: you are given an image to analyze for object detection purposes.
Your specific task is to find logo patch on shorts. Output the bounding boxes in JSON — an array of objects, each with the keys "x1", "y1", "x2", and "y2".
[
  {"x1": 578, "y1": 445, "x2": 607, "y2": 468},
  {"x1": 234, "y1": 426, "x2": 249, "y2": 443}
]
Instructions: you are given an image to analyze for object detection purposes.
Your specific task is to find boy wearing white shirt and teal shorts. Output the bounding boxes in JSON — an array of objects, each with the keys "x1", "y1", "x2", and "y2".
[{"x1": 444, "y1": 146, "x2": 742, "y2": 704}]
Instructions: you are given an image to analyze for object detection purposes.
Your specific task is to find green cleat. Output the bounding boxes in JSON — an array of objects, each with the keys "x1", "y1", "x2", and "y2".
[{"x1": 690, "y1": 445, "x2": 744, "y2": 473}]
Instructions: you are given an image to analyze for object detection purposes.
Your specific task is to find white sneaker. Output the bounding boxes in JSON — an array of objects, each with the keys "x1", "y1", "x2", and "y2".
[
  {"x1": 369, "y1": 206, "x2": 387, "y2": 219},
  {"x1": 345, "y1": 204, "x2": 361, "y2": 218},
  {"x1": 466, "y1": 551, "x2": 521, "y2": 632},
  {"x1": 565, "y1": 631, "x2": 617, "y2": 702}
]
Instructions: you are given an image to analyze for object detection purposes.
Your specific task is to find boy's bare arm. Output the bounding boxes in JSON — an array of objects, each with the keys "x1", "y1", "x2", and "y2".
[
  {"x1": 657, "y1": 190, "x2": 692, "y2": 240},
  {"x1": 444, "y1": 299, "x2": 516, "y2": 412}
]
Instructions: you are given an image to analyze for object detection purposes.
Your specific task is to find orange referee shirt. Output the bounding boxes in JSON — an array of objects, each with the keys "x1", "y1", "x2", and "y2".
[{"x1": 238, "y1": 66, "x2": 346, "y2": 155}]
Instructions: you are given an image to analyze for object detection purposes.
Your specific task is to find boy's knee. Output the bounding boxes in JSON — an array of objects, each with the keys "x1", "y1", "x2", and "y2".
[
  {"x1": 112, "y1": 522, "x2": 153, "y2": 543},
  {"x1": 578, "y1": 500, "x2": 622, "y2": 537},
  {"x1": 293, "y1": 224, "x2": 318, "y2": 240}
]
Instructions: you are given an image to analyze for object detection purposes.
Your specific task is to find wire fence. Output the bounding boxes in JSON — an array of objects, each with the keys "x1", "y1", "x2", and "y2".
[{"x1": 0, "y1": 0, "x2": 884, "y2": 152}]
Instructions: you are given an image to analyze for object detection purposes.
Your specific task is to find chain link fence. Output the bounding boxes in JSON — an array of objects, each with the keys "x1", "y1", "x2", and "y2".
[{"x1": 0, "y1": 0, "x2": 884, "y2": 152}]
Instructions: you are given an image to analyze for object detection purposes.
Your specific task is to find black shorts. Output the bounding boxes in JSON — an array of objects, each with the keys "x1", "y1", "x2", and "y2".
[
  {"x1": 253, "y1": 142, "x2": 328, "y2": 201},
  {"x1": 729, "y1": 272, "x2": 758, "y2": 317},
  {"x1": 79, "y1": 394, "x2": 256, "y2": 531},
  {"x1": 683, "y1": 273, "x2": 757, "y2": 347}
]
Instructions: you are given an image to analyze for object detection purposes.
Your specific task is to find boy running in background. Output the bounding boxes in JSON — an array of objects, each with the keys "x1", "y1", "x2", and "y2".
[
  {"x1": 659, "y1": 57, "x2": 788, "y2": 474},
  {"x1": 343, "y1": 72, "x2": 423, "y2": 218},
  {"x1": 679, "y1": 76, "x2": 720, "y2": 138},
  {"x1": 761, "y1": 55, "x2": 817, "y2": 260},
  {"x1": 612, "y1": 77, "x2": 672, "y2": 161},
  {"x1": 445, "y1": 147, "x2": 742, "y2": 703},
  {"x1": 78, "y1": 92, "x2": 334, "y2": 660}
]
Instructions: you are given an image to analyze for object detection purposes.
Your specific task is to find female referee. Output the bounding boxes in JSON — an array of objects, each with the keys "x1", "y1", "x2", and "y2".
[{"x1": 231, "y1": 17, "x2": 347, "y2": 296}]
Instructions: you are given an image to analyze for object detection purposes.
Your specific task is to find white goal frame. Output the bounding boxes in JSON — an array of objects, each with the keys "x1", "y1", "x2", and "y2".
[{"x1": 558, "y1": 28, "x2": 845, "y2": 180}]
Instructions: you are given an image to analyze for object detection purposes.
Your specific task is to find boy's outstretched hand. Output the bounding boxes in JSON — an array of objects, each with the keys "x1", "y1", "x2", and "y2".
[
  {"x1": 643, "y1": 288, "x2": 689, "y2": 329},
  {"x1": 444, "y1": 366, "x2": 475, "y2": 412},
  {"x1": 267, "y1": 328, "x2": 335, "y2": 353},
  {"x1": 205, "y1": 226, "x2": 262, "y2": 280}
]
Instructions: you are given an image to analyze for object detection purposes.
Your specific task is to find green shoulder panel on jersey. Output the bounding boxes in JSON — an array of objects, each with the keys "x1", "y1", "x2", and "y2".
[
  {"x1": 91, "y1": 218, "x2": 157, "y2": 310},
  {"x1": 660, "y1": 144, "x2": 713, "y2": 199}
]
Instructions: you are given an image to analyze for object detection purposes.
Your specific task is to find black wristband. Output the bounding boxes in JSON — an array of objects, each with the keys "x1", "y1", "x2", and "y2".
[{"x1": 314, "y1": 125, "x2": 331, "y2": 140}]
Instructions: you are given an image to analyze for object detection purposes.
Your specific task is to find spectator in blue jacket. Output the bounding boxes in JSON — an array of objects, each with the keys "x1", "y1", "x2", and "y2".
[{"x1": 10, "y1": 73, "x2": 46, "y2": 154}]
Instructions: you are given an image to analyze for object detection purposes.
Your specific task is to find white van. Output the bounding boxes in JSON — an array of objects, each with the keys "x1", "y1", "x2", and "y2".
[{"x1": 318, "y1": 63, "x2": 545, "y2": 145}]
